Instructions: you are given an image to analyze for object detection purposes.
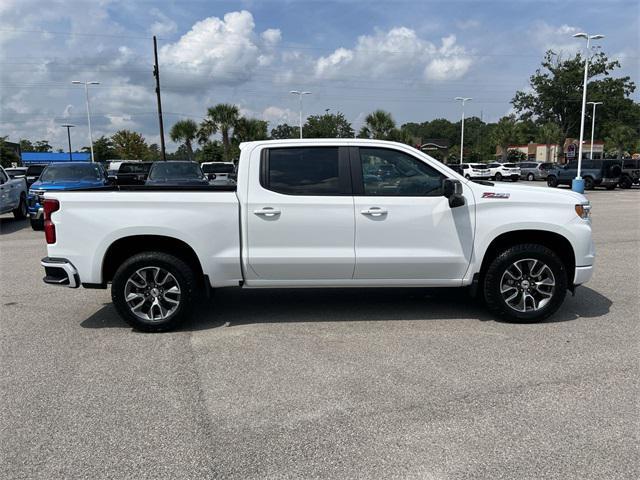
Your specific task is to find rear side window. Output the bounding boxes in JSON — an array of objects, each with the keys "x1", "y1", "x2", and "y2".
[{"x1": 263, "y1": 147, "x2": 342, "y2": 195}]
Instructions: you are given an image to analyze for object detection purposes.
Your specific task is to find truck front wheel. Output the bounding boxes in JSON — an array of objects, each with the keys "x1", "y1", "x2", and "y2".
[
  {"x1": 483, "y1": 244, "x2": 567, "y2": 322},
  {"x1": 112, "y1": 252, "x2": 197, "y2": 332}
]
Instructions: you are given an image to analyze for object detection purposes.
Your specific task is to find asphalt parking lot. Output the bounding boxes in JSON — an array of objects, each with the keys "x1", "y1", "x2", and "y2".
[{"x1": 1, "y1": 184, "x2": 638, "y2": 479}]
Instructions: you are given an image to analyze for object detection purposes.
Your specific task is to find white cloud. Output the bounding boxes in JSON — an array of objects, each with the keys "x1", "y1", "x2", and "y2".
[
  {"x1": 261, "y1": 28, "x2": 281, "y2": 46},
  {"x1": 149, "y1": 8, "x2": 177, "y2": 36},
  {"x1": 159, "y1": 10, "x2": 267, "y2": 87},
  {"x1": 531, "y1": 22, "x2": 583, "y2": 55},
  {"x1": 314, "y1": 27, "x2": 473, "y2": 82}
]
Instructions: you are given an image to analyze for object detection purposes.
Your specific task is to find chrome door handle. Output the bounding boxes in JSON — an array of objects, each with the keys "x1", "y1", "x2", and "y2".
[
  {"x1": 361, "y1": 207, "x2": 387, "y2": 216},
  {"x1": 254, "y1": 207, "x2": 281, "y2": 217}
]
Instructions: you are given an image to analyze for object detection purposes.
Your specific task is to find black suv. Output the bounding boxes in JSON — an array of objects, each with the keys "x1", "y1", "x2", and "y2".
[{"x1": 619, "y1": 159, "x2": 640, "y2": 189}]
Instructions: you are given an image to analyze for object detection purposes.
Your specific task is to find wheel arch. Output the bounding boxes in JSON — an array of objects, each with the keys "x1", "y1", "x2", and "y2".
[
  {"x1": 102, "y1": 234, "x2": 205, "y2": 284},
  {"x1": 478, "y1": 229, "x2": 576, "y2": 287}
]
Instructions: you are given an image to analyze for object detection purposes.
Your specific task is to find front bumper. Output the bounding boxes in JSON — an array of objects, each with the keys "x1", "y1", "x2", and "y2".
[
  {"x1": 574, "y1": 265, "x2": 594, "y2": 286},
  {"x1": 29, "y1": 207, "x2": 43, "y2": 219},
  {"x1": 41, "y1": 257, "x2": 80, "y2": 288}
]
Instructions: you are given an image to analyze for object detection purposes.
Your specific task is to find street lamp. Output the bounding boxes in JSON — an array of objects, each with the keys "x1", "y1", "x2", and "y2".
[
  {"x1": 72, "y1": 80, "x2": 100, "y2": 162},
  {"x1": 290, "y1": 90, "x2": 312, "y2": 139},
  {"x1": 60, "y1": 124, "x2": 75, "y2": 161},
  {"x1": 454, "y1": 97, "x2": 472, "y2": 163},
  {"x1": 587, "y1": 101, "x2": 603, "y2": 160},
  {"x1": 571, "y1": 32, "x2": 604, "y2": 192}
]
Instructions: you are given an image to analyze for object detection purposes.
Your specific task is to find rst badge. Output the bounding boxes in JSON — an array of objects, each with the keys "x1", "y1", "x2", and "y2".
[{"x1": 482, "y1": 192, "x2": 510, "y2": 199}]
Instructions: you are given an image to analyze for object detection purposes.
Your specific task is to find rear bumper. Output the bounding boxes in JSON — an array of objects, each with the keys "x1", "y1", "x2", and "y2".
[
  {"x1": 574, "y1": 265, "x2": 594, "y2": 286},
  {"x1": 41, "y1": 257, "x2": 80, "y2": 288}
]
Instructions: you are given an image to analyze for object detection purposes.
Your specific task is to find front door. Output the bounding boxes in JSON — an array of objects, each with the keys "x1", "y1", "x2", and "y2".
[
  {"x1": 246, "y1": 146, "x2": 355, "y2": 281},
  {"x1": 352, "y1": 147, "x2": 474, "y2": 282}
]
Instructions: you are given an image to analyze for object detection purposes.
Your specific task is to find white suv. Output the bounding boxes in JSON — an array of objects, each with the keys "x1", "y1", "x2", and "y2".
[
  {"x1": 487, "y1": 162, "x2": 520, "y2": 182},
  {"x1": 457, "y1": 163, "x2": 491, "y2": 180}
]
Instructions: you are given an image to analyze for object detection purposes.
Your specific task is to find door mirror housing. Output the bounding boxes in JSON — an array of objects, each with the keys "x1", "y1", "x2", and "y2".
[{"x1": 442, "y1": 178, "x2": 465, "y2": 208}]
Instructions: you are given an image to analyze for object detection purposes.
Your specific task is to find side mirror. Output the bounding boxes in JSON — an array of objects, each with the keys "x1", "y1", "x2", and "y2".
[
  {"x1": 443, "y1": 178, "x2": 465, "y2": 208},
  {"x1": 207, "y1": 173, "x2": 217, "y2": 180}
]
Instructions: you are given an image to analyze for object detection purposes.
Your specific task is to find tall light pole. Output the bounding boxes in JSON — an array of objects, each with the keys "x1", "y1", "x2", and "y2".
[
  {"x1": 61, "y1": 124, "x2": 75, "y2": 161},
  {"x1": 454, "y1": 97, "x2": 472, "y2": 163},
  {"x1": 290, "y1": 90, "x2": 311, "y2": 139},
  {"x1": 587, "y1": 101, "x2": 603, "y2": 160},
  {"x1": 72, "y1": 80, "x2": 100, "y2": 162},
  {"x1": 571, "y1": 33, "x2": 604, "y2": 192}
]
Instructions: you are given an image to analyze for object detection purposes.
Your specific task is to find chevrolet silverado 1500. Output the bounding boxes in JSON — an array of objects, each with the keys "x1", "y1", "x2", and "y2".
[{"x1": 40, "y1": 139, "x2": 595, "y2": 331}]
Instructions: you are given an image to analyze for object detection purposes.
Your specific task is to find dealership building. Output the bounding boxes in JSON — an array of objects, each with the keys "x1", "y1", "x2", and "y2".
[{"x1": 497, "y1": 139, "x2": 604, "y2": 163}]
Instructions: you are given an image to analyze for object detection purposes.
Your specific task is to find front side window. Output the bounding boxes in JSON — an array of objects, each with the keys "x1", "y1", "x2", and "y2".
[
  {"x1": 359, "y1": 148, "x2": 445, "y2": 196},
  {"x1": 265, "y1": 147, "x2": 341, "y2": 195}
]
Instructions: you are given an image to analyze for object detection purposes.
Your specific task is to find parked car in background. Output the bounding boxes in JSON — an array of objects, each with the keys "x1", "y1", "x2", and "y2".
[
  {"x1": 113, "y1": 161, "x2": 153, "y2": 186},
  {"x1": 519, "y1": 162, "x2": 555, "y2": 181},
  {"x1": 145, "y1": 161, "x2": 209, "y2": 186},
  {"x1": 24, "y1": 164, "x2": 47, "y2": 187},
  {"x1": 455, "y1": 163, "x2": 491, "y2": 180},
  {"x1": 201, "y1": 162, "x2": 235, "y2": 181},
  {"x1": 0, "y1": 166, "x2": 28, "y2": 219},
  {"x1": 486, "y1": 162, "x2": 520, "y2": 181},
  {"x1": 28, "y1": 162, "x2": 112, "y2": 230},
  {"x1": 618, "y1": 159, "x2": 640, "y2": 189},
  {"x1": 39, "y1": 139, "x2": 595, "y2": 332},
  {"x1": 546, "y1": 160, "x2": 621, "y2": 190},
  {"x1": 5, "y1": 167, "x2": 28, "y2": 179}
]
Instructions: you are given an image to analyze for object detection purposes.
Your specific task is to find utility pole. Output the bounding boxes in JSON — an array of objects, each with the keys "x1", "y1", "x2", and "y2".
[
  {"x1": 587, "y1": 101, "x2": 603, "y2": 159},
  {"x1": 290, "y1": 90, "x2": 312, "y2": 139},
  {"x1": 153, "y1": 36, "x2": 167, "y2": 161},
  {"x1": 455, "y1": 97, "x2": 472, "y2": 163},
  {"x1": 71, "y1": 80, "x2": 99, "y2": 162},
  {"x1": 61, "y1": 124, "x2": 75, "y2": 161}
]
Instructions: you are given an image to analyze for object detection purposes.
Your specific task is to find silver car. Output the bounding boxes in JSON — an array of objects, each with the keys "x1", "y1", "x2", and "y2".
[{"x1": 519, "y1": 161, "x2": 555, "y2": 181}]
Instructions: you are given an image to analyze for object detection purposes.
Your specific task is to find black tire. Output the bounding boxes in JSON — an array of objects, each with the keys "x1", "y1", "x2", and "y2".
[
  {"x1": 512, "y1": 177, "x2": 518, "y2": 182},
  {"x1": 30, "y1": 218, "x2": 44, "y2": 230},
  {"x1": 584, "y1": 176, "x2": 594, "y2": 190},
  {"x1": 527, "y1": 173, "x2": 535, "y2": 181},
  {"x1": 547, "y1": 175, "x2": 558, "y2": 187},
  {"x1": 465, "y1": 174, "x2": 471, "y2": 180},
  {"x1": 111, "y1": 251, "x2": 198, "y2": 332},
  {"x1": 13, "y1": 194, "x2": 27, "y2": 220},
  {"x1": 495, "y1": 172, "x2": 503, "y2": 181},
  {"x1": 605, "y1": 184, "x2": 616, "y2": 190},
  {"x1": 483, "y1": 244, "x2": 567, "y2": 323},
  {"x1": 619, "y1": 176, "x2": 633, "y2": 189}
]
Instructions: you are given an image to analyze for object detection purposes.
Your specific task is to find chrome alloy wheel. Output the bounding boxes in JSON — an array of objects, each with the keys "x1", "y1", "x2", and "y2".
[
  {"x1": 499, "y1": 258, "x2": 555, "y2": 312},
  {"x1": 124, "y1": 267, "x2": 181, "y2": 322}
]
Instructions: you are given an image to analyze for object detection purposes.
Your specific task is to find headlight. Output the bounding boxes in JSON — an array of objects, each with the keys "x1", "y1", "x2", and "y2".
[{"x1": 575, "y1": 203, "x2": 592, "y2": 219}]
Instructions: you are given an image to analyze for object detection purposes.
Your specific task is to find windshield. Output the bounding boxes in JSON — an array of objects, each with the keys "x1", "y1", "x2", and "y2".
[
  {"x1": 148, "y1": 162, "x2": 204, "y2": 180},
  {"x1": 39, "y1": 163, "x2": 104, "y2": 182},
  {"x1": 202, "y1": 163, "x2": 234, "y2": 174},
  {"x1": 119, "y1": 163, "x2": 151, "y2": 174},
  {"x1": 26, "y1": 165, "x2": 46, "y2": 176}
]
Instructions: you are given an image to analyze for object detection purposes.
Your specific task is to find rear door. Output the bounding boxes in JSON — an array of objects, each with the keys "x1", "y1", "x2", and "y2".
[
  {"x1": 351, "y1": 146, "x2": 474, "y2": 282},
  {"x1": 245, "y1": 146, "x2": 355, "y2": 281}
]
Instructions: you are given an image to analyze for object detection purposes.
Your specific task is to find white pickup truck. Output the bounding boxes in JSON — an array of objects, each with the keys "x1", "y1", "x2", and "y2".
[{"x1": 40, "y1": 139, "x2": 595, "y2": 331}]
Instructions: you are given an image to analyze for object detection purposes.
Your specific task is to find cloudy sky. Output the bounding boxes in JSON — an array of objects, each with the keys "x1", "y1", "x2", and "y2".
[{"x1": 1, "y1": 0, "x2": 638, "y2": 151}]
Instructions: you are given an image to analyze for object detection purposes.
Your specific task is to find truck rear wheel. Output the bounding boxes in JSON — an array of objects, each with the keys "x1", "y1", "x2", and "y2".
[
  {"x1": 483, "y1": 244, "x2": 567, "y2": 322},
  {"x1": 546, "y1": 176, "x2": 558, "y2": 187},
  {"x1": 112, "y1": 252, "x2": 197, "y2": 332},
  {"x1": 13, "y1": 194, "x2": 27, "y2": 220}
]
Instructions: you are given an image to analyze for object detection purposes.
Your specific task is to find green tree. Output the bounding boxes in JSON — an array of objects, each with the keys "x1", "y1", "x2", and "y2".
[
  {"x1": 491, "y1": 115, "x2": 522, "y2": 162},
  {"x1": 303, "y1": 112, "x2": 354, "y2": 138},
  {"x1": 0, "y1": 136, "x2": 20, "y2": 167},
  {"x1": 199, "y1": 103, "x2": 240, "y2": 161},
  {"x1": 232, "y1": 117, "x2": 269, "y2": 144},
  {"x1": 169, "y1": 119, "x2": 198, "y2": 160},
  {"x1": 512, "y1": 50, "x2": 636, "y2": 157},
  {"x1": 194, "y1": 140, "x2": 225, "y2": 163},
  {"x1": 507, "y1": 149, "x2": 527, "y2": 162},
  {"x1": 110, "y1": 130, "x2": 149, "y2": 159},
  {"x1": 83, "y1": 136, "x2": 117, "y2": 162},
  {"x1": 537, "y1": 122, "x2": 563, "y2": 162},
  {"x1": 147, "y1": 143, "x2": 161, "y2": 161},
  {"x1": 19, "y1": 139, "x2": 34, "y2": 152},
  {"x1": 270, "y1": 123, "x2": 299, "y2": 139},
  {"x1": 33, "y1": 140, "x2": 52, "y2": 152},
  {"x1": 359, "y1": 110, "x2": 396, "y2": 139},
  {"x1": 604, "y1": 123, "x2": 636, "y2": 158}
]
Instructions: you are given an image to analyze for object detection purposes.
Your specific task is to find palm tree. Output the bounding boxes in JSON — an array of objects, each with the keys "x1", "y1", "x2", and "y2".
[
  {"x1": 605, "y1": 123, "x2": 636, "y2": 159},
  {"x1": 199, "y1": 104, "x2": 239, "y2": 161},
  {"x1": 232, "y1": 118, "x2": 269, "y2": 144},
  {"x1": 169, "y1": 119, "x2": 198, "y2": 160},
  {"x1": 537, "y1": 122, "x2": 562, "y2": 162},
  {"x1": 491, "y1": 115, "x2": 521, "y2": 162},
  {"x1": 362, "y1": 110, "x2": 395, "y2": 139}
]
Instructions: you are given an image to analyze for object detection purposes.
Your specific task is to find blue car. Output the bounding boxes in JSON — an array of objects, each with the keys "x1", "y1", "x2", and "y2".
[{"x1": 28, "y1": 162, "x2": 112, "y2": 230}]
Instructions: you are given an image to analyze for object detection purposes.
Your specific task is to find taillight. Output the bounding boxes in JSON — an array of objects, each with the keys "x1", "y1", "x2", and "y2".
[{"x1": 43, "y1": 199, "x2": 60, "y2": 244}]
